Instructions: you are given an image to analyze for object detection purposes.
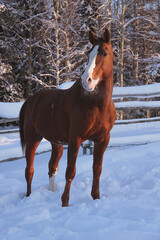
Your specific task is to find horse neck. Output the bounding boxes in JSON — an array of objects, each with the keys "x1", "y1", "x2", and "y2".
[
  {"x1": 98, "y1": 74, "x2": 113, "y2": 103},
  {"x1": 79, "y1": 74, "x2": 113, "y2": 110}
]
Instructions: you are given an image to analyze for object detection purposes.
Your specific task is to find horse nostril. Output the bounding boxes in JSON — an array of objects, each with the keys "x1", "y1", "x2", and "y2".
[{"x1": 88, "y1": 78, "x2": 92, "y2": 83}]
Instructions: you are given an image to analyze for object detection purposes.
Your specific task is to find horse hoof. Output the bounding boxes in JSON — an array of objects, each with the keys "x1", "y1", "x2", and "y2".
[
  {"x1": 26, "y1": 192, "x2": 31, "y2": 197},
  {"x1": 62, "y1": 202, "x2": 69, "y2": 207},
  {"x1": 61, "y1": 194, "x2": 69, "y2": 207},
  {"x1": 91, "y1": 192, "x2": 100, "y2": 200}
]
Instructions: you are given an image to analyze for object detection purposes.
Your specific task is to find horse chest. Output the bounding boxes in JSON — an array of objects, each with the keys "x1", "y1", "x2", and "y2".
[
  {"x1": 85, "y1": 103, "x2": 115, "y2": 142},
  {"x1": 73, "y1": 106, "x2": 108, "y2": 141}
]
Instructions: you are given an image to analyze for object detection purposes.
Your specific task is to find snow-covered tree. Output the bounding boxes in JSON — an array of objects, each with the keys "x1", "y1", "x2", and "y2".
[
  {"x1": 111, "y1": 0, "x2": 160, "y2": 86},
  {"x1": 0, "y1": 1, "x2": 28, "y2": 101},
  {"x1": 0, "y1": 0, "x2": 159, "y2": 102}
]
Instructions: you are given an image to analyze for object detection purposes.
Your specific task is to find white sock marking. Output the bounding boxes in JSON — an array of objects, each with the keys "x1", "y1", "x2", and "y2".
[{"x1": 49, "y1": 173, "x2": 57, "y2": 192}]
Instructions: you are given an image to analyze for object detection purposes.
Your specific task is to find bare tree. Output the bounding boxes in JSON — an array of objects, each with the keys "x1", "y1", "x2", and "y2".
[{"x1": 0, "y1": 0, "x2": 159, "y2": 102}]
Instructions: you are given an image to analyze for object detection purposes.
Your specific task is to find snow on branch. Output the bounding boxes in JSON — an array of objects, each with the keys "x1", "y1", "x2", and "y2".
[
  {"x1": 124, "y1": 16, "x2": 157, "y2": 28},
  {"x1": 26, "y1": 76, "x2": 55, "y2": 88}
]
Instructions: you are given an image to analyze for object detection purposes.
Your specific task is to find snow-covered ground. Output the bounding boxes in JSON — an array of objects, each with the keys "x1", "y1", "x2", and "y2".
[
  {"x1": 0, "y1": 121, "x2": 160, "y2": 162},
  {"x1": 0, "y1": 82, "x2": 160, "y2": 239},
  {"x1": 0, "y1": 122, "x2": 160, "y2": 240}
]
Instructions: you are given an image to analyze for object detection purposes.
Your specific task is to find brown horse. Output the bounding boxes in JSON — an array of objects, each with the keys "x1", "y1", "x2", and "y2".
[{"x1": 19, "y1": 29, "x2": 116, "y2": 207}]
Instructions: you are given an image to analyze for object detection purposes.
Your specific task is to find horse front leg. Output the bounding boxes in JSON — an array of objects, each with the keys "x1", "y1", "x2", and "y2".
[
  {"x1": 91, "y1": 133, "x2": 110, "y2": 200},
  {"x1": 48, "y1": 144, "x2": 63, "y2": 192},
  {"x1": 61, "y1": 138, "x2": 81, "y2": 207}
]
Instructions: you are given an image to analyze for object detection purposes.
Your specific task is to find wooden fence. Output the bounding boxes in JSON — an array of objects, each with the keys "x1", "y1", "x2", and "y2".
[
  {"x1": 1, "y1": 84, "x2": 160, "y2": 132},
  {"x1": 0, "y1": 83, "x2": 160, "y2": 159}
]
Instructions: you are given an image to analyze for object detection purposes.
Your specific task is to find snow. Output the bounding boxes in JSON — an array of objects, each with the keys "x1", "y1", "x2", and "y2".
[
  {"x1": 0, "y1": 4, "x2": 6, "y2": 12},
  {"x1": 0, "y1": 82, "x2": 160, "y2": 119},
  {"x1": 113, "y1": 83, "x2": 160, "y2": 98},
  {"x1": 115, "y1": 100, "x2": 160, "y2": 108},
  {"x1": 0, "y1": 96, "x2": 160, "y2": 239},
  {"x1": 0, "y1": 123, "x2": 160, "y2": 239},
  {"x1": 59, "y1": 81, "x2": 160, "y2": 98},
  {"x1": 123, "y1": 16, "x2": 157, "y2": 29},
  {"x1": 1, "y1": 121, "x2": 160, "y2": 162},
  {"x1": 58, "y1": 81, "x2": 75, "y2": 90},
  {"x1": 0, "y1": 102, "x2": 23, "y2": 119}
]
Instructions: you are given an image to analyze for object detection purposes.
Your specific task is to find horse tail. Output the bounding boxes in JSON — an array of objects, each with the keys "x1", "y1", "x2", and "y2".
[{"x1": 19, "y1": 100, "x2": 28, "y2": 153}]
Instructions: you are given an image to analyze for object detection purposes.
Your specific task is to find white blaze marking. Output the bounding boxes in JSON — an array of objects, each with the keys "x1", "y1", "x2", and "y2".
[
  {"x1": 48, "y1": 170, "x2": 58, "y2": 192},
  {"x1": 81, "y1": 46, "x2": 99, "y2": 91}
]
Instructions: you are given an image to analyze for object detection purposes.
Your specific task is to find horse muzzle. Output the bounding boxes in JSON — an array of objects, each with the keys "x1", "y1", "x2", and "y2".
[{"x1": 82, "y1": 77, "x2": 99, "y2": 92}]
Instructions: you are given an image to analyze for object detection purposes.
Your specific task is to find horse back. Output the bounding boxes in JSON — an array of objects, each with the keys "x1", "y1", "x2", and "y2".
[{"x1": 21, "y1": 88, "x2": 70, "y2": 144}]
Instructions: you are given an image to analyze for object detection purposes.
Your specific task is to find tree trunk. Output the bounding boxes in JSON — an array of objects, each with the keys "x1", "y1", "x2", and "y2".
[
  {"x1": 53, "y1": 0, "x2": 60, "y2": 86},
  {"x1": 64, "y1": 0, "x2": 70, "y2": 82},
  {"x1": 28, "y1": 0, "x2": 32, "y2": 95},
  {"x1": 120, "y1": 0, "x2": 125, "y2": 120},
  {"x1": 133, "y1": 0, "x2": 139, "y2": 82}
]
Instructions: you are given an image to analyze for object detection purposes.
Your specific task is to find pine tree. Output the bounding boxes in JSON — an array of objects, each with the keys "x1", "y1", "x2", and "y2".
[{"x1": 0, "y1": 1, "x2": 27, "y2": 101}]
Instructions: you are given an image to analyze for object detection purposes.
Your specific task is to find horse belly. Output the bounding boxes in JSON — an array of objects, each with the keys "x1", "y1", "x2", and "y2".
[
  {"x1": 34, "y1": 103, "x2": 69, "y2": 145},
  {"x1": 37, "y1": 120, "x2": 69, "y2": 145}
]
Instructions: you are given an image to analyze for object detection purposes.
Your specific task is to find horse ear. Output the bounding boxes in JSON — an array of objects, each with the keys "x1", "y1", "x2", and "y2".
[
  {"x1": 89, "y1": 30, "x2": 97, "y2": 45},
  {"x1": 103, "y1": 28, "x2": 110, "y2": 43}
]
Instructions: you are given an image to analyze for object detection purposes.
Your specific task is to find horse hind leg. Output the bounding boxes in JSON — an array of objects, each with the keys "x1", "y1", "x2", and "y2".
[
  {"x1": 25, "y1": 133, "x2": 42, "y2": 197},
  {"x1": 48, "y1": 144, "x2": 63, "y2": 192}
]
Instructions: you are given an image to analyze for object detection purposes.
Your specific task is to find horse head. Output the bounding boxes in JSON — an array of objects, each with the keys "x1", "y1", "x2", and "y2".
[{"x1": 81, "y1": 29, "x2": 113, "y2": 92}]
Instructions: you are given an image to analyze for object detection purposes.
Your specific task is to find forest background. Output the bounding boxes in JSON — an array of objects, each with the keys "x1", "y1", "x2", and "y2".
[{"x1": 0, "y1": 0, "x2": 159, "y2": 103}]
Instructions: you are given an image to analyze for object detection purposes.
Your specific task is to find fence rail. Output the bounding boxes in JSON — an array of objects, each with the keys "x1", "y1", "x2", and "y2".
[
  {"x1": 0, "y1": 83, "x2": 160, "y2": 159},
  {"x1": 115, "y1": 101, "x2": 160, "y2": 109},
  {"x1": 1, "y1": 116, "x2": 160, "y2": 135},
  {"x1": 112, "y1": 83, "x2": 160, "y2": 99},
  {"x1": 0, "y1": 83, "x2": 160, "y2": 133},
  {"x1": 0, "y1": 118, "x2": 18, "y2": 124}
]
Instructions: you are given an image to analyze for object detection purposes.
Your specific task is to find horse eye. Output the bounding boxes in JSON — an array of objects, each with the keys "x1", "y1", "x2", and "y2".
[{"x1": 103, "y1": 52, "x2": 107, "y2": 57}]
